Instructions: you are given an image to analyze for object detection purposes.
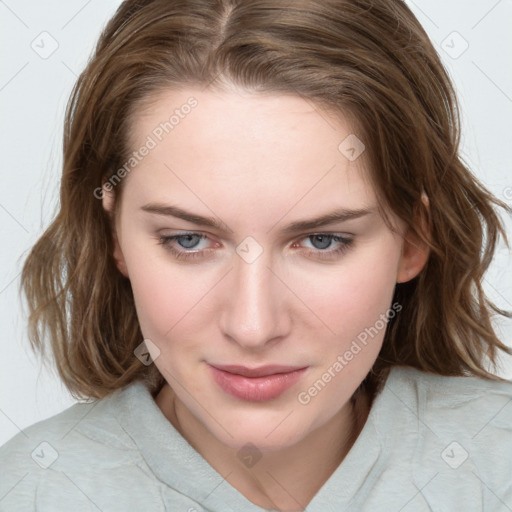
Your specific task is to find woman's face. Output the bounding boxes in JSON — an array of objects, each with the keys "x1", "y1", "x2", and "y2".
[{"x1": 104, "y1": 86, "x2": 424, "y2": 452}]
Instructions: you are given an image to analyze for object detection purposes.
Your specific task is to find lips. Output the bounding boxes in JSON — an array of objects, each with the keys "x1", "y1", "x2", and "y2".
[
  {"x1": 210, "y1": 364, "x2": 307, "y2": 378},
  {"x1": 208, "y1": 363, "x2": 308, "y2": 401}
]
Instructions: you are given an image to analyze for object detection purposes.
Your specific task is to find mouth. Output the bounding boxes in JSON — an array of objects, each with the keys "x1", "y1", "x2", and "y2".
[{"x1": 208, "y1": 363, "x2": 309, "y2": 402}]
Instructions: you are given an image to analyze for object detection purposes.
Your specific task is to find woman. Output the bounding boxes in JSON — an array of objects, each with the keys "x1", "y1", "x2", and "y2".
[{"x1": 1, "y1": 0, "x2": 511, "y2": 510}]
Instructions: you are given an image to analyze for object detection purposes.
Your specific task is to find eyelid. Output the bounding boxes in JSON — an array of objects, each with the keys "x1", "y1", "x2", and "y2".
[
  {"x1": 158, "y1": 230, "x2": 353, "y2": 246},
  {"x1": 157, "y1": 230, "x2": 354, "y2": 262}
]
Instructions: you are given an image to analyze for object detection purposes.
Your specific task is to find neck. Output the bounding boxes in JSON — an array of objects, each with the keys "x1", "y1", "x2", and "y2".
[{"x1": 156, "y1": 384, "x2": 370, "y2": 511}]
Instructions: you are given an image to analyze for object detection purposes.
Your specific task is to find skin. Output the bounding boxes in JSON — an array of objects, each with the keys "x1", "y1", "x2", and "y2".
[{"x1": 102, "y1": 85, "x2": 428, "y2": 511}]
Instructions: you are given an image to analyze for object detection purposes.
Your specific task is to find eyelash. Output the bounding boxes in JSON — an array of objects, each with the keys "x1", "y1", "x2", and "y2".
[{"x1": 157, "y1": 232, "x2": 354, "y2": 262}]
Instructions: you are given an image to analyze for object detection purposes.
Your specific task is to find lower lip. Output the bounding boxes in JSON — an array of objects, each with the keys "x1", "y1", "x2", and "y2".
[{"x1": 209, "y1": 365, "x2": 308, "y2": 402}]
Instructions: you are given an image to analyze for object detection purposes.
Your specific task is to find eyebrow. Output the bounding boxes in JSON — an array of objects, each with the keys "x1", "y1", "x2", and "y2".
[{"x1": 140, "y1": 203, "x2": 374, "y2": 234}]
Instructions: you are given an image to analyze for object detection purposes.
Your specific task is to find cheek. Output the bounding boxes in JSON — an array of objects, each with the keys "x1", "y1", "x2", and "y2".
[
  {"x1": 294, "y1": 240, "x2": 401, "y2": 419},
  {"x1": 126, "y1": 258, "x2": 209, "y2": 386},
  {"x1": 121, "y1": 243, "x2": 194, "y2": 340},
  {"x1": 297, "y1": 236, "x2": 401, "y2": 342}
]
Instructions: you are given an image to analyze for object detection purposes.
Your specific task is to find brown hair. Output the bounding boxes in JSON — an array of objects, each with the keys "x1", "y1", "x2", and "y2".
[{"x1": 20, "y1": 0, "x2": 512, "y2": 400}]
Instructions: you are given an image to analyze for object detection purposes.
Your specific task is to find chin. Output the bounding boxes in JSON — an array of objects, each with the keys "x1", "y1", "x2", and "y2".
[{"x1": 205, "y1": 407, "x2": 314, "y2": 452}]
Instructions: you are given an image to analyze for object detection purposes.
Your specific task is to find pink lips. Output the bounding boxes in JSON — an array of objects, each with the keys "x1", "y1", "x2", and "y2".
[{"x1": 209, "y1": 363, "x2": 308, "y2": 401}]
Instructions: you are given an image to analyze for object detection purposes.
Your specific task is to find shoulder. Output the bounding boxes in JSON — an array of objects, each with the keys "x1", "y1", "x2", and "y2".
[
  {"x1": 380, "y1": 365, "x2": 512, "y2": 429},
  {"x1": 0, "y1": 384, "x2": 138, "y2": 463},
  {"x1": 372, "y1": 366, "x2": 512, "y2": 509},
  {"x1": 0, "y1": 381, "x2": 157, "y2": 511}
]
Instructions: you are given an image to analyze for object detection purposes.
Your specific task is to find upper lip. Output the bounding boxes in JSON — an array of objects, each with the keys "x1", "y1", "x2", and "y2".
[{"x1": 209, "y1": 364, "x2": 307, "y2": 378}]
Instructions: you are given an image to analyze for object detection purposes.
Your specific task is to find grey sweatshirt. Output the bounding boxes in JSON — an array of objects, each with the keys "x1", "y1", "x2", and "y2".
[{"x1": 1, "y1": 366, "x2": 511, "y2": 511}]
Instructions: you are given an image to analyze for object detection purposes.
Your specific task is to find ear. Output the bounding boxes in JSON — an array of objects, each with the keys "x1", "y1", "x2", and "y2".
[
  {"x1": 396, "y1": 193, "x2": 431, "y2": 284},
  {"x1": 101, "y1": 186, "x2": 129, "y2": 278}
]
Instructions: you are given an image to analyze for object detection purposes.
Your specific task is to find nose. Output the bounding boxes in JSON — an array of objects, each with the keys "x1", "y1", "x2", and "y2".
[{"x1": 219, "y1": 246, "x2": 291, "y2": 350}]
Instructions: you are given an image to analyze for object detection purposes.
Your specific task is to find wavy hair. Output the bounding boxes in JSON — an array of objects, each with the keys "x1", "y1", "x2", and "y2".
[{"x1": 20, "y1": 0, "x2": 512, "y2": 400}]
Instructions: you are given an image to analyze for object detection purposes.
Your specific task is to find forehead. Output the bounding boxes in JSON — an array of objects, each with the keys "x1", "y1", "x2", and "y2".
[
  {"x1": 122, "y1": 86, "x2": 377, "y2": 223},
  {"x1": 131, "y1": 85, "x2": 360, "y2": 154}
]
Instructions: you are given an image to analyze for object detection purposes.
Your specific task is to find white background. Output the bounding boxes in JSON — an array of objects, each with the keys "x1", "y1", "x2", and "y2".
[{"x1": 1, "y1": 0, "x2": 511, "y2": 447}]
